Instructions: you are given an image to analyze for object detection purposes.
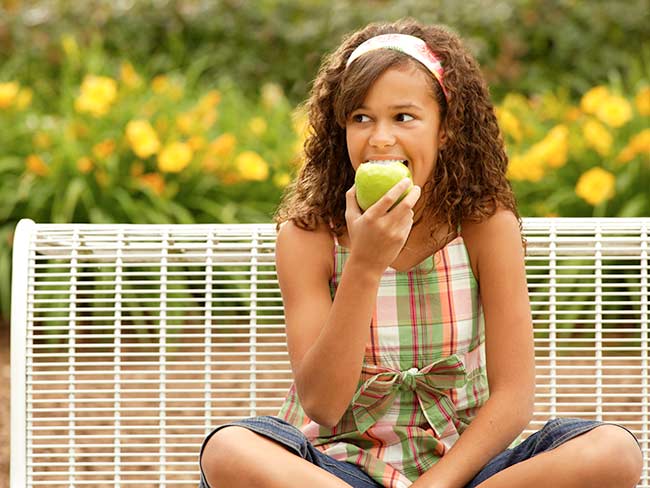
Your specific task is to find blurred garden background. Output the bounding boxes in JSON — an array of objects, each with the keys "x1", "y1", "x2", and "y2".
[
  {"x1": 0, "y1": 0, "x2": 649, "y2": 483},
  {"x1": 0, "y1": 0, "x2": 649, "y2": 329}
]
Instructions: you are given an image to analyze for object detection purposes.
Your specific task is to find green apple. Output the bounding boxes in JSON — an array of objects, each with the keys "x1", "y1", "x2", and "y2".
[{"x1": 354, "y1": 160, "x2": 413, "y2": 211}]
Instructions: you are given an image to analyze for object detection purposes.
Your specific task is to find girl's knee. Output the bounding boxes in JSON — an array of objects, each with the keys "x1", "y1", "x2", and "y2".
[
  {"x1": 580, "y1": 425, "x2": 643, "y2": 486},
  {"x1": 201, "y1": 426, "x2": 254, "y2": 486}
]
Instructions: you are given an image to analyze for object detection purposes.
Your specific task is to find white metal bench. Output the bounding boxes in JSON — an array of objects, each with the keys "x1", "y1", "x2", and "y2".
[{"x1": 10, "y1": 217, "x2": 649, "y2": 487}]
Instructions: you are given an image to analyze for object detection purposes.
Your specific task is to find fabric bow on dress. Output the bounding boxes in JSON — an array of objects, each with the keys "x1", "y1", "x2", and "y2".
[{"x1": 351, "y1": 354, "x2": 468, "y2": 437}]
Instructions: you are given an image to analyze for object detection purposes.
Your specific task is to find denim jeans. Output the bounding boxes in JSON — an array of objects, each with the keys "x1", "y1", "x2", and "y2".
[
  {"x1": 199, "y1": 416, "x2": 381, "y2": 487},
  {"x1": 199, "y1": 416, "x2": 639, "y2": 488}
]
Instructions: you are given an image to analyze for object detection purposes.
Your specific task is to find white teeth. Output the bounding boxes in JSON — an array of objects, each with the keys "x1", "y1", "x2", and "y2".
[{"x1": 365, "y1": 159, "x2": 407, "y2": 165}]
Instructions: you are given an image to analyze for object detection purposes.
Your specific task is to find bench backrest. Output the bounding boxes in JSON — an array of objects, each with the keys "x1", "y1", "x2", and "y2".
[{"x1": 11, "y1": 218, "x2": 649, "y2": 487}]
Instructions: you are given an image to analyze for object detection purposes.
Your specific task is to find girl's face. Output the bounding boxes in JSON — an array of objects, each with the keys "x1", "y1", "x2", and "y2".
[{"x1": 345, "y1": 64, "x2": 445, "y2": 191}]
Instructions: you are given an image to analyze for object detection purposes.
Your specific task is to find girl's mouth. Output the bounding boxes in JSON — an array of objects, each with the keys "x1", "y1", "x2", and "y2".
[{"x1": 364, "y1": 159, "x2": 409, "y2": 168}]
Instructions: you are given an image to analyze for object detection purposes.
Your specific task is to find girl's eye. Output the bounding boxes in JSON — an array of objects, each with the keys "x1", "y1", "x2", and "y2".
[
  {"x1": 352, "y1": 114, "x2": 370, "y2": 123},
  {"x1": 396, "y1": 113, "x2": 415, "y2": 122}
]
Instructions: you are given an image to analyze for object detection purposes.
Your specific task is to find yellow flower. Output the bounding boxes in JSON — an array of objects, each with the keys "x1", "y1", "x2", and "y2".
[
  {"x1": 235, "y1": 151, "x2": 269, "y2": 181},
  {"x1": 292, "y1": 107, "x2": 310, "y2": 138},
  {"x1": 26, "y1": 154, "x2": 49, "y2": 176},
  {"x1": 495, "y1": 107, "x2": 522, "y2": 142},
  {"x1": 273, "y1": 172, "x2": 291, "y2": 188},
  {"x1": 507, "y1": 125, "x2": 568, "y2": 181},
  {"x1": 0, "y1": 82, "x2": 19, "y2": 108},
  {"x1": 152, "y1": 75, "x2": 169, "y2": 94},
  {"x1": 507, "y1": 154, "x2": 545, "y2": 182},
  {"x1": 575, "y1": 167, "x2": 616, "y2": 206},
  {"x1": 580, "y1": 86, "x2": 610, "y2": 115},
  {"x1": 76, "y1": 157, "x2": 93, "y2": 174},
  {"x1": 248, "y1": 116, "x2": 268, "y2": 136},
  {"x1": 199, "y1": 109, "x2": 217, "y2": 131},
  {"x1": 126, "y1": 120, "x2": 161, "y2": 158},
  {"x1": 501, "y1": 93, "x2": 530, "y2": 114},
  {"x1": 198, "y1": 90, "x2": 221, "y2": 110},
  {"x1": 209, "y1": 133, "x2": 237, "y2": 158},
  {"x1": 582, "y1": 119, "x2": 612, "y2": 157},
  {"x1": 595, "y1": 94, "x2": 632, "y2": 128},
  {"x1": 529, "y1": 124, "x2": 569, "y2": 169},
  {"x1": 120, "y1": 61, "x2": 142, "y2": 89},
  {"x1": 74, "y1": 75, "x2": 118, "y2": 117},
  {"x1": 15, "y1": 88, "x2": 32, "y2": 110},
  {"x1": 635, "y1": 86, "x2": 650, "y2": 116},
  {"x1": 261, "y1": 82, "x2": 285, "y2": 109},
  {"x1": 92, "y1": 139, "x2": 116, "y2": 160},
  {"x1": 61, "y1": 34, "x2": 80, "y2": 61},
  {"x1": 152, "y1": 75, "x2": 183, "y2": 100},
  {"x1": 176, "y1": 112, "x2": 195, "y2": 135},
  {"x1": 158, "y1": 141, "x2": 193, "y2": 173}
]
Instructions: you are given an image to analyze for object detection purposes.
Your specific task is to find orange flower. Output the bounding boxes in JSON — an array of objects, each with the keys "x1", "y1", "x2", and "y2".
[
  {"x1": 139, "y1": 173, "x2": 165, "y2": 195},
  {"x1": 26, "y1": 154, "x2": 49, "y2": 176},
  {"x1": 76, "y1": 157, "x2": 93, "y2": 174},
  {"x1": 92, "y1": 139, "x2": 116, "y2": 159}
]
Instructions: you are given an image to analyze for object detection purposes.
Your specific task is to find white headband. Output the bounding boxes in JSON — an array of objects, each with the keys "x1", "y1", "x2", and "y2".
[{"x1": 346, "y1": 33, "x2": 449, "y2": 101}]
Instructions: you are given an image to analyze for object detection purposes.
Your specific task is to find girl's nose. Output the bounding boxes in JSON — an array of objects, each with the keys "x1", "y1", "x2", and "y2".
[{"x1": 369, "y1": 123, "x2": 396, "y2": 147}]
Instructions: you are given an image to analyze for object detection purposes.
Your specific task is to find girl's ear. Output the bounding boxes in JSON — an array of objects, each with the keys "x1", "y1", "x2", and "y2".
[{"x1": 438, "y1": 126, "x2": 447, "y2": 148}]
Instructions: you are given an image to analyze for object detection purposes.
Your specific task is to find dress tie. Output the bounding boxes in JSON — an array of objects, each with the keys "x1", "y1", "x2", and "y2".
[{"x1": 351, "y1": 354, "x2": 467, "y2": 436}]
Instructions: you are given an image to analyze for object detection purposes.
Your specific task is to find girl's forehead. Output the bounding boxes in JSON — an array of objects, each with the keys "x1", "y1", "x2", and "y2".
[{"x1": 362, "y1": 65, "x2": 437, "y2": 102}]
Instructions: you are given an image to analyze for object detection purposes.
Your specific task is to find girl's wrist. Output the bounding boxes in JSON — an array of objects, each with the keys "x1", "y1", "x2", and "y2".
[{"x1": 344, "y1": 254, "x2": 386, "y2": 282}]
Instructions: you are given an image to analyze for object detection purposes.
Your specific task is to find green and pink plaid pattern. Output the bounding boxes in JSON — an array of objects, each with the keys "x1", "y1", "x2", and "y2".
[{"x1": 279, "y1": 235, "x2": 488, "y2": 487}]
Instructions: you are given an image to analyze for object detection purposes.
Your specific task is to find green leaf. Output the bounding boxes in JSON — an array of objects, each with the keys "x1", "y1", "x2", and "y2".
[
  {"x1": 617, "y1": 194, "x2": 648, "y2": 217},
  {"x1": 113, "y1": 189, "x2": 144, "y2": 223},
  {"x1": 61, "y1": 178, "x2": 86, "y2": 222},
  {"x1": 88, "y1": 208, "x2": 115, "y2": 224}
]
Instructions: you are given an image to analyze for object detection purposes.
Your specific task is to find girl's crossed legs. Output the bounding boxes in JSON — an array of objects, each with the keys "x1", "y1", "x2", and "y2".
[
  {"x1": 199, "y1": 416, "x2": 378, "y2": 488},
  {"x1": 199, "y1": 417, "x2": 642, "y2": 488}
]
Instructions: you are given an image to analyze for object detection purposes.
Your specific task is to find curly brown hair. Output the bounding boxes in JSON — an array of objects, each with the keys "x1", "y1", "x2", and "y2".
[{"x1": 274, "y1": 18, "x2": 520, "y2": 245}]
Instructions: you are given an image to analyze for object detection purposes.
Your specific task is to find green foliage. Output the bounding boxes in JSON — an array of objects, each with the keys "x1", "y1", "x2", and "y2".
[
  {"x1": 1, "y1": 0, "x2": 648, "y2": 103},
  {"x1": 0, "y1": 37, "x2": 305, "y2": 322}
]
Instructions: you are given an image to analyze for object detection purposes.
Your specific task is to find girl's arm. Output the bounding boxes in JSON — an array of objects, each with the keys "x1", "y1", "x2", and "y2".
[
  {"x1": 276, "y1": 180, "x2": 420, "y2": 427},
  {"x1": 412, "y1": 209, "x2": 536, "y2": 488}
]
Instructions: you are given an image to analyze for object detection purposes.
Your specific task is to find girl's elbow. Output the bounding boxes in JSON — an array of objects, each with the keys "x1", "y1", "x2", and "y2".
[
  {"x1": 301, "y1": 399, "x2": 345, "y2": 428},
  {"x1": 297, "y1": 386, "x2": 347, "y2": 428}
]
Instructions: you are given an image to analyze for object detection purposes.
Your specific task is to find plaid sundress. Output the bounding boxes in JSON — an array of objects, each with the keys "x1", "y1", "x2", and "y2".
[{"x1": 279, "y1": 234, "x2": 489, "y2": 488}]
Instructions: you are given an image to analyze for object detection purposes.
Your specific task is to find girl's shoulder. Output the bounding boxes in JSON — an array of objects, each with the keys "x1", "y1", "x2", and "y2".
[
  {"x1": 460, "y1": 208, "x2": 523, "y2": 280},
  {"x1": 276, "y1": 219, "x2": 336, "y2": 280}
]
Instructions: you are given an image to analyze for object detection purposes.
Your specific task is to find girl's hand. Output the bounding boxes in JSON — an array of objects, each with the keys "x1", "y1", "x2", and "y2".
[{"x1": 345, "y1": 178, "x2": 421, "y2": 275}]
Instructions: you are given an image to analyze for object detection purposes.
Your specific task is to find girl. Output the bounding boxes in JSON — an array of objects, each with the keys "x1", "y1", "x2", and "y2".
[{"x1": 199, "y1": 18, "x2": 642, "y2": 488}]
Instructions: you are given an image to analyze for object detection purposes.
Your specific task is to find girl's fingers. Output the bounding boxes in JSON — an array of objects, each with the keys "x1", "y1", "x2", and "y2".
[
  {"x1": 345, "y1": 185, "x2": 362, "y2": 221},
  {"x1": 368, "y1": 179, "x2": 419, "y2": 216}
]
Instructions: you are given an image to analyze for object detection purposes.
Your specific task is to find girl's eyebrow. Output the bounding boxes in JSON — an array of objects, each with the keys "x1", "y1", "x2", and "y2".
[
  {"x1": 354, "y1": 103, "x2": 423, "y2": 111},
  {"x1": 389, "y1": 103, "x2": 422, "y2": 110}
]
